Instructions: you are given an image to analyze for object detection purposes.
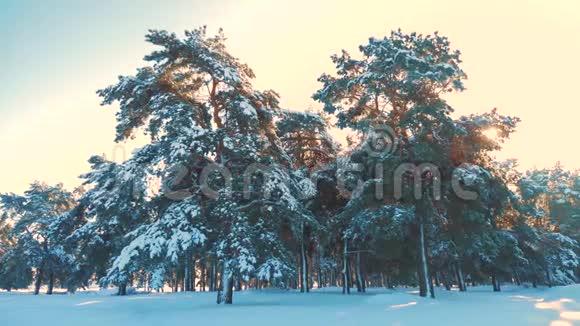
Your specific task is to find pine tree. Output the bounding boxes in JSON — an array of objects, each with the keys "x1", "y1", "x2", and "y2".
[
  {"x1": 0, "y1": 182, "x2": 76, "y2": 294},
  {"x1": 70, "y1": 155, "x2": 150, "y2": 295},
  {"x1": 276, "y1": 109, "x2": 338, "y2": 171},
  {"x1": 314, "y1": 30, "x2": 467, "y2": 298},
  {"x1": 515, "y1": 166, "x2": 579, "y2": 286},
  {"x1": 96, "y1": 27, "x2": 316, "y2": 303},
  {"x1": 0, "y1": 219, "x2": 33, "y2": 291},
  {"x1": 313, "y1": 30, "x2": 529, "y2": 297}
]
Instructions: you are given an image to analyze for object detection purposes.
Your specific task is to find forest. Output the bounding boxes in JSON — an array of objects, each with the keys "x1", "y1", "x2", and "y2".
[{"x1": 0, "y1": 27, "x2": 578, "y2": 305}]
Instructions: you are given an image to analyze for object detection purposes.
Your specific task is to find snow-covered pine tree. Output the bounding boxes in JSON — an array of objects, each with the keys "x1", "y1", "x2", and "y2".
[
  {"x1": 515, "y1": 167, "x2": 579, "y2": 286},
  {"x1": 345, "y1": 205, "x2": 415, "y2": 292},
  {"x1": 305, "y1": 158, "x2": 351, "y2": 291},
  {"x1": 276, "y1": 109, "x2": 338, "y2": 171},
  {"x1": 437, "y1": 109, "x2": 522, "y2": 292},
  {"x1": 104, "y1": 196, "x2": 207, "y2": 292},
  {"x1": 275, "y1": 109, "x2": 339, "y2": 292},
  {"x1": 314, "y1": 30, "x2": 467, "y2": 298},
  {"x1": 96, "y1": 27, "x2": 316, "y2": 303},
  {"x1": 0, "y1": 219, "x2": 33, "y2": 291},
  {"x1": 70, "y1": 155, "x2": 150, "y2": 295},
  {"x1": 0, "y1": 182, "x2": 76, "y2": 294},
  {"x1": 446, "y1": 163, "x2": 523, "y2": 292},
  {"x1": 313, "y1": 30, "x2": 528, "y2": 297}
]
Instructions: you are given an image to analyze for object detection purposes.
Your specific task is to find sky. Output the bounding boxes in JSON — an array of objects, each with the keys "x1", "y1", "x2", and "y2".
[{"x1": 1, "y1": 0, "x2": 579, "y2": 193}]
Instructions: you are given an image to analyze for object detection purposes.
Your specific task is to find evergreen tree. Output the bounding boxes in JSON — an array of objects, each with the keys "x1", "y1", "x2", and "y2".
[
  {"x1": 0, "y1": 220, "x2": 33, "y2": 291},
  {"x1": 313, "y1": 30, "x2": 526, "y2": 297},
  {"x1": 96, "y1": 27, "x2": 315, "y2": 303},
  {"x1": 0, "y1": 182, "x2": 76, "y2": 294},
  {"x1": 314, "y1": 30, "x2": 466, "y2": 298},
  {"x1": 70, "y1": 155, "x2": 150, "y2": 295}
]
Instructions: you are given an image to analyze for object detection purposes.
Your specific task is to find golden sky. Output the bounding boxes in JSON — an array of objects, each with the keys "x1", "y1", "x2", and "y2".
[{"x1": 1, "y1": 0, "x2": 579, "y2": 193}]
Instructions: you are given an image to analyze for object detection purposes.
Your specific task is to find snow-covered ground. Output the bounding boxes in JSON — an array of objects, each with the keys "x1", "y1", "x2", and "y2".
[{"x1": 1, "y1": 285, "x2": 579, "y2": 326}]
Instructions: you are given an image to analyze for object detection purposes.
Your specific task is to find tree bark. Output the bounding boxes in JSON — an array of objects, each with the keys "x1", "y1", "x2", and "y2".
[
  {"x1": 342, "y1": 237, "x2": 350, "y2": 294},
  {"x1": 429, "y1": 272, "x2": 436, "y2": 298},
  {"x1": 300, "y1": 229, "x2": 309, "y2": 293},
  {"x1": 492, "y1": 274, "x2": 501, "y2": 292},
  {"x1": 191, "y1": 257, "x2": 196, "y2": 291},
  {"x1": 317, "y1": 253, "x2": 323, "y2": 289},
  {"x1": 417, "y1": 221, "x2": 430, "y2": 297},
  {"x1": 455, "y1": 263, "x2": 466, "y2": 291},
  {"x1": 118, "y1": 283, "x2": 127, "y2": 296},
  {"x1": 355, "y1": 251, "x2": 365, "y2": 292},
  {"x1": 46, "y1": 271, "x2": 54, "y2": 295},
  {"x1": 184, "y1": 262, "x2": 189, "y2": 292},
  {"x1": 217, "y1": 266, "x2": 234, "y2": 304},
  {"x1": 209, "y1": 261, "x2": 217, "y2": 292},
  {"x1": 443, "y1": 272, "x2": 451, "y2": 291},
  {"x1": 200, "y1": 259, "x2": 206, "y2": 291},
  {"x1": 34, "y1": 267, "x2": 43, "y2": 295},
  {"x1": 513, "y1": 269, "x2": 521, "y2": 286},
  {"x1": 173, "y1": 271, "x2": 178, "y2": 292}
]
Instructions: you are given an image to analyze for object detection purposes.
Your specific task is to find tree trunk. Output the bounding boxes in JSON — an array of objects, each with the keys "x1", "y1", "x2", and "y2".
[
  {"x1": 209, "y1": 261, "x2": 217, "y2": 292},
  {"x1": 200, "y1": 260, "x2": 206, "y2": 292},
  {"x1": 355, "y1": 251, "x2": 365, "y2": 292},
  {"x1": 417, "y1": 221, "x2": 430, "y2": 297},
  {"x1": 429, "y1": 272, "x2": 436, "y2": 298},
  {"x1": 300, "y1": 230, "x2": 309, "y2": 293},
  {"x1": 513, "y1": 269, "x2": 521, "y2": 286},
  {"x1": 191, "y1": 258, "x2": 196, "y2": 291},
  {"x1": 342, "y1": 237, "x2": 350, "y2": 294},
  {"x1": 492, "y1": 274, "x2": 501, "y2": 292},
  {"x1": 455, "y1": 263, "x2": 466, "y2": 291},
  {"x1": 351, "y1": 263, "x2": 356, "y2": 291},
  {"x1": 118, "y1": 283, "x2": 127, "y2": 296},
  {"x1": 443, "y1": 272, "x2": 451, "y2": 291},
  {"x1": 184, "y1": 262, "x2": 190, "y2": 292},
  {"x1": 180, "y1": 270, "x2": 185, "y2": 292},
  {"x1": 317, "y1": 253, "x2": 323, "y2": 289},
  {"x1": 46, "y1": 271, "x2": 54, "y2": 295},
  {"x1": 34, "y1": 267, "x2": 43, "y2": 295},
  {"x1": 330, "y1": 268, "x2": 334, "y2": 287},
  {"x1": 217, "y1": 266, "x2": 233, "y2": 304},
  {"x1": 173, "y1": 271, "x2": 178, "y2": 292}
]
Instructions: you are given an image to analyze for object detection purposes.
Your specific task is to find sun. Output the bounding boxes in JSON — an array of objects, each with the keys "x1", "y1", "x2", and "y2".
[{"x1": 483, "y1": 127, "x2": 499, "y2": 139}]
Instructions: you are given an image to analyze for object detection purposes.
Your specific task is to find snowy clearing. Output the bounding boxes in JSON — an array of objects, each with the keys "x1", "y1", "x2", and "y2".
[{"x1": 1, "y1": 285, "x2": 579, "y2": 326}]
